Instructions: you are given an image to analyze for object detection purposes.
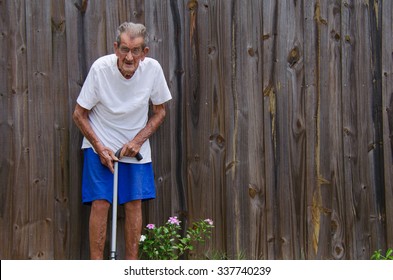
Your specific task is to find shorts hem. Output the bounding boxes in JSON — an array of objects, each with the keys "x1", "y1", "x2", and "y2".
[
  {"x1": 119, "y1": 195, "x2": 156, "y2": 204},
  {"x1": 83, "y1": 195, "x2": 156, "y2": 205}
]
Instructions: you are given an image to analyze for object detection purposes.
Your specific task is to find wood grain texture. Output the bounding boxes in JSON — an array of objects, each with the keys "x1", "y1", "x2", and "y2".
[
  {"x1": 26, "y1": 0, "x2": 54, "y2": 259},
  {"x1": 262, "y1": 0, "x2": 279, "y2": 260},
  {"x1": 0, "y1": 0, "x2": 29, "y2": 260},
  {"x1": 382, "y1": 0, "x2": 393, "y2": 250},
  {"x1": 51, "y1": 0, "x2": 71, "y2": 260},
  {"x1": 64, "y1": 0, "x2": 85, "y2": 261},
  {"x1": 0, "y1": 0, "x2": 392, "y2": 259}
]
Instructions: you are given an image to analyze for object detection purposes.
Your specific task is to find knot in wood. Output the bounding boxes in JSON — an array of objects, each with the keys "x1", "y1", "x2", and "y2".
[
  {"x1": 287, "y1": 46, "x2": 300, "y2": 67},
  {"x1": 187, "y1": 0, "x2": 198, "y2": 11},
  {"x1": 247, "y1": 47, "x2": 255, "y2": 57},
  {"x1": 248, "y1": 184, "x2": 259, "y2": 199},
  {"x1": 210, "y1": 134, "x2": 225, "y2": 149}
]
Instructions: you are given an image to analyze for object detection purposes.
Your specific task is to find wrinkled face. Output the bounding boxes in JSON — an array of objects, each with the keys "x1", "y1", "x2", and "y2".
[{"x1": 114, "y1": 33, "x2": 149, "y2": 79}]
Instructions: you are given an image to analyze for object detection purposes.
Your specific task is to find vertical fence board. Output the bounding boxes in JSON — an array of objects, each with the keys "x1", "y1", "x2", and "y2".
[
  {"x1": 0, "y1": 0, "x2": 29, "y2": 260},
  {"x1": 210, "y1": 0, "x2": 243, "y2": 258},
  {"x1": 354, "y1": 1, "x2": 375, "y2": 259},
  {"x1": 184, "y1": 0, "x2": 209, "y2": 228},
  {"x1": 304, "y1": 0, "x2": 318, "y2": 259},
  {"x1": 262, "y1": 0, "x2": 279, "y2": 259},
  {"x1": 204, "y1": 0, "x2": 230, "y2": 256},
  {"x1": 0, "y1": 0, "x2": 11, "y2": 259},
  {"x1": 323, "y1": 0, "x2": 345, "y2": 260},
  {"x1": 130, "y1": 0, "x2": 146, "y2": 23},
  {"x1": 342, "y1": 0, "x2": 382, "y2": 259},
  {"x1": 144, "y1": 0, "x2": 173, "y2": 228},
  {"x1": 51, "y1": 0, "x2": 71, "y2": 260},
  {"x1": 366, "y1": 0, "x2": 385, "y2": 254},
  {"x1": 314, "y1": 0, "x2": 343, "y2": 259},
  {"x1": 286, "y1": 0, "x2": 305, "y2": 259},
  {"x1": 10, "y1": 0, "x2": 29, "y2": 260},
  {"x1": 188, "y1": 0, "x2": 211, "y2": 236},
  {"x1": 165, "y1": 0, "x2": 187, "y2": 225},
  {"x1": 105, "y1": 0, "x2": 134, "y2": 52},
  {"x1": 382, "y1": 0, "x2": 393, "y2": 249},
  {"x1": 65, "y1": 0, "x2": 85, "y2": 260},
  {"x1": 227, "y1": 0, "x2": 252, "y2": 258},
  {"x1": 274, "y1": 0, "x2": 295, "y2": 259},
  {"x1": 240, "y1": 0, "x2": 265, "y2": 260},
  {"x1": 83, "y1": 0, "x2": 107, "y2": 67},
  {"x1": 341, "y1": 0, "x2": 356, "y2": 259},
  {"x1": 26, "y1": 0, "x2": 54, "y2": 259},
  {"x1": 315, "y1": 0, "x2": 331, "y2": 259}
]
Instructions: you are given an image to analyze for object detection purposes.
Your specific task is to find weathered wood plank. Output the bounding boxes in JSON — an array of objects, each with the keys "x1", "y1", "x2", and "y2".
[
  {"x1": 159, "y1": 1, "x2": 187, "y2": 233},
  {"x1": 51, "y1": 0, "x2": 71, "y2": 260},
  {"x1": 320, "y1": 0, "x2": 345, "y2": 260},
  {"x1": 207, "y1": 0, "x2": 242, "y2": 258},
  {"x1": 184, "y1": 0, "x2": 210, "y2": 232},
  {"x1": 26, "y1": 0, "x2": 54, "y2": 259},
  {"x1": 274, "y1": 0, "x2": 297, "y2": 259},
  {"x1": 312, "y1": 0, "x2": 336, "y2": 260},
  {"x1": 182, "y1": 0, "x2": 228, "y2": 258},
  {"x1": 262, "y1": 0, "x2": 279, "y2": 260},
  {"x1": 144, "y1": 0, "x2": 174, "y2": 229},
  {"x1": 353, "y1": 1, "x2": 376, "y2": 259},
  {"x1": 341, "y1": 0, "x2": 361, "y2": 259},
  {"x1": 164, "y1": 0, "x2": 188, "y2": 228},
  {"x1": 0, "y1": 0, "x2": 29, "y2": 260},
  {"x1": 130, "y1": 0, "x2": 145, "y2": 23},
  {"x1": 0, "y1": 0, "x2": 12, "y2": 259},
  {"x1": 104, "y1": 0, "x2": 144, "y2": 52},
  {"x1": 182, "y1": 0, "x2": 215, "y2": 257},
  {"x1": 365, "y1": 0, "x2": 386, "y2": 254},
  {"x1": 341, "y1": 0, "x2": 383, "y2": 259},
  {"x1": 304, "y1": 0, "x2": 318, "y2": 259},
  {"x1": 239, "y1": 0, "x2": 265, "y2": 260},
  {"x1": 83, "y1": 0, "x2": 107, "y2": 67},
  {"x1": 287, "y1": 0, "x2": 306, "y2": 260},
  {"x1": 65, "y1": 0, "x2": 85, "y2": 260},
  {"x1": 191, "y1": 0, "x2": 222, "y2": 258},
  {"x1": 382, "y1": 0, "x2": 393, "y2": 250},
  {"x1": 191, "y1": 0, "x2": 226, "y2": 257}
]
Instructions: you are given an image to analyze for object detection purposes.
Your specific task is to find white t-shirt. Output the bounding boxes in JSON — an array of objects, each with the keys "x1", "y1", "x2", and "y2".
[{"x1": 77, "y1": 54, "x2": 172, "y2": 163}]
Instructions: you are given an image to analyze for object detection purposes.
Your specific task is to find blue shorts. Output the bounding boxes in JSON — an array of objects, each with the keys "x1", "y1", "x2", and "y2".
[{"x1": 81, "y1": 148, "x2": 156, "y2": 205}]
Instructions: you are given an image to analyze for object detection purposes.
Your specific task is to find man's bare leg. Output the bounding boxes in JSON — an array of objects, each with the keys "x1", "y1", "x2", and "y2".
[
  {"x1": 124, "y1": 200, "x2": 142, "y2": 260},
  {"x1": 89, "y1": 199, "x2": 110, "y2": 260}
]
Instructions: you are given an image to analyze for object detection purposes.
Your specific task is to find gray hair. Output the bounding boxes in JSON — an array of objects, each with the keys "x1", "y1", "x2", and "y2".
[{"x1": 116, "y1": 22, "x2": 149, "y2": 47}]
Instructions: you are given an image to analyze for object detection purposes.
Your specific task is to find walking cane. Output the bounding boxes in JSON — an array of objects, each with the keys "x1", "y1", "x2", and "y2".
[{"x1": 110, "y1": 149, "x2": 143, "y2": 260}]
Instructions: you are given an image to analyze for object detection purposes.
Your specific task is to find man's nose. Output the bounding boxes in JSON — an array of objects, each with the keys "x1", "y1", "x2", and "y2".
[{"x1": 126, "y1": 51, "x2": 134, "y2": 60}]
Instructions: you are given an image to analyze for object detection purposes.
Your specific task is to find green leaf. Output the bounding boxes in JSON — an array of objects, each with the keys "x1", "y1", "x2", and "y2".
[{"x1": 386, "y1": 248, "x2": 392, "y2": 258}]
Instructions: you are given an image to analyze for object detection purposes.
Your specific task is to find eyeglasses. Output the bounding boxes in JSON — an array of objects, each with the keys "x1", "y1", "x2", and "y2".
[{"x1": 118, "y1": 46, "x2": 144, "y2": 57}]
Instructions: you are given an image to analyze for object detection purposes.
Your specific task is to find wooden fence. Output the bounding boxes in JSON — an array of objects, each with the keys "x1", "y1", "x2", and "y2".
[{"x1": 0, "y1": 0, "x2": 392, "y2": 259}]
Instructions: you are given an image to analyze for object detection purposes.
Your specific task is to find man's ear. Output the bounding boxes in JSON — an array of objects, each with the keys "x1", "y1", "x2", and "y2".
[
  {"x1": 140, "y1": 47, "x2": 149, "y2": 61},
  {"x1": 113, "y1": 42, "x2": 119, "y2": 53}
]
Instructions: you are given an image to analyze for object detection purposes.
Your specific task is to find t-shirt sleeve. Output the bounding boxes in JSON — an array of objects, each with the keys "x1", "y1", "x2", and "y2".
[
  {"x1": 76, "y1": 65, "x2": 99, "y2": 110},
  {"x1": 150, "y1": 64, "x2": 172, "y2": 105}
]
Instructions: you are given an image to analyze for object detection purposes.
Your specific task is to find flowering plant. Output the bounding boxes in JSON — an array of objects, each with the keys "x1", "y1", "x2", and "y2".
[{"x1": 139, "y1": 216, "x2": 214, "y2": 260}]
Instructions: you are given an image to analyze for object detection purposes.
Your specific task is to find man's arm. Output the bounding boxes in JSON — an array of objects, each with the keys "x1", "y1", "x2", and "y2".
[
  {"x1": 73, "y1": 103, "x2": 117, "y2": 173},
  {"x1": 120, "y1": 103, "x2": 167, "y2": 158}
]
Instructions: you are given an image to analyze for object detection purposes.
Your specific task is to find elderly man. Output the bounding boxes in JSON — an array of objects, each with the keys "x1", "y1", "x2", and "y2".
[{"x1": 73, "y1": 22, "x2": 172, "y2": 259}]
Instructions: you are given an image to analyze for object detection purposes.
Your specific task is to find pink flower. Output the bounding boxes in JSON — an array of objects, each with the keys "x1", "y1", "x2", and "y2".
[
  {"x1": 204, "y1": 219, "x2": 214, "y2": 226},
  {"x1": 146, "y1": 224, "x2": 155, "y2": 229},
  {"x1": 168, "y1": 216, "x2": 181, "y2": 225}
]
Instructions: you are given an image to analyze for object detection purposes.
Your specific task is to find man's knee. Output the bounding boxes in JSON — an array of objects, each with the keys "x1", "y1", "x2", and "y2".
[
  {"x1": 124, "y1": 200, "x2": 142, "y2": 212},
  {"x1": 91, "y1": 200, "x2": 110, "y2": 214}
]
